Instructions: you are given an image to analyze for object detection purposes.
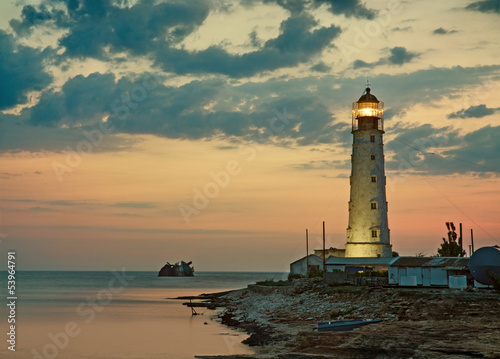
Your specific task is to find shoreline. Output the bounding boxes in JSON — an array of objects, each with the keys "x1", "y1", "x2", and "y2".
[{"x1": 195, "y1": 278, "x2": 500, "y2": 359}]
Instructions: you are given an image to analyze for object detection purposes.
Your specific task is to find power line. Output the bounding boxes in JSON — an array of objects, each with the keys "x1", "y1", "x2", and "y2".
[{"x1": 390, "y1": 138, "x2": 499, "y2": 244}]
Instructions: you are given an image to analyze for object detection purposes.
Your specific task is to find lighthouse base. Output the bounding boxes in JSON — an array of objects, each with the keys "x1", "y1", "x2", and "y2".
[{"x1": 345, "y1": 242, "x2": 392, "y2": 258}]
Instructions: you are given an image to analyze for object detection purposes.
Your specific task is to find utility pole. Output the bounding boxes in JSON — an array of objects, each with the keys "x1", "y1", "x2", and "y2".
[
  {"x1": 459, "y1": 223, "x2": 463, "y2": 256},
  {"x1": 322, "y1": 221, "x2": 326, "y2": 282},
  {"x1": 306, "y1": 229, "x2": 309, "y2": 278},
  {"x1": 471, "y1": 229, "x2": 475, "y2": 254}
]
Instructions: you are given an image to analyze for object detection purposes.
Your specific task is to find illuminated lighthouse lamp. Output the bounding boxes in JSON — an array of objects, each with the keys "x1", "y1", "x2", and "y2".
[{"x1": 352, "y1": 88, "x2": 384, "y2": 132}]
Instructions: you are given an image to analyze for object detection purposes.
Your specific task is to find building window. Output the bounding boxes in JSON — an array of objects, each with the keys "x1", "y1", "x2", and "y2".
[
  {"x1": 370, "y1": 135, "x2": 375, "y2": 143},
  {"x1": 371, "y1": 202, "x2": 377, "y2": 210},
  {"x1": 370, "y1": 154, "x2": 376, "y2": 160},
  {"x1": 371, "y1": 230, "x2": 378, "y2": 238},
  {"x1": 371, "y1": 176, "x2": 377, "y2": 183}
]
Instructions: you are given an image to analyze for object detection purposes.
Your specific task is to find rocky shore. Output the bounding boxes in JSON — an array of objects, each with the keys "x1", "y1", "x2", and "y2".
[{"x1": 196, "y1": 279, "x2": 500, "y2": 359}]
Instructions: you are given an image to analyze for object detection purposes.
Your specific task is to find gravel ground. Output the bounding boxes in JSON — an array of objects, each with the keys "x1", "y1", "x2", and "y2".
[{"x1": 198, "y1": 279, "x2": 500, "y2": 359}]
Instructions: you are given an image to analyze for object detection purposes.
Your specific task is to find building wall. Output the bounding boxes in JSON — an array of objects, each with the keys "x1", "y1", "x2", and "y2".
[
  {"x1": 389, "y1": 266, "x2": 461, "y2": 286},
  {"x1": 430, "y1": 267, "x2": 448, "y2": 286},
  {"x1": 314, "y1": 248, "x2": 346, "y2": 258},
  {"x1": 346, "y1": 129, "x2": 391, "y2": 258},
  {"x1": 407, "y1": 267, "x2": 423, "y2": 285},
  {"x1": 290, "y1": 255, "x2": 323, "y2": 276}
]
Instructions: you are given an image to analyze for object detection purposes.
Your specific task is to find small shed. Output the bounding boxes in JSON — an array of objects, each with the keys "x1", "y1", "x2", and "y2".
[
  {"x1": 389, "y1": 257, "x2": 470, "y2": 286},
  {"x1": 290, "y1": 254, "x2": 323, "y2": 276}
]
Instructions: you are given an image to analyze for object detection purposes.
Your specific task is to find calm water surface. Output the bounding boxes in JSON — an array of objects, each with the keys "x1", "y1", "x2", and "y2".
[{"x1": 0, "y1": 271, "x2": 287, "y2": 359}]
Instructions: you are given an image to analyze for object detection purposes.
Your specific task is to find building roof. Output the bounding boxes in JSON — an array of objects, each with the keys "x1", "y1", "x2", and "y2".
[
  {"x1": 290, "y1": 254, "x2": 321, "y2": 266},
  {"x1": 389, "y1": 257, "x2": 431, "y2": 267},
  {"x1": 358, "y1": 87, "x2": 379, "y2": 103},
  {"x1": 390, "y1": 257, "x2": 469, "y2": 270},
  {"x1": 325, "y1": 257, "x2": 395, "y2": 266},
  {"x1": 422, "y1": 257, "x2": 469, "y2": 270}
]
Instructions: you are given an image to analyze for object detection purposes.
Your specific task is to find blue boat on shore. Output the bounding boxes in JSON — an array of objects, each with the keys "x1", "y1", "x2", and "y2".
[{"x1": 317, "y1": 319, "x2": 383, "y2": 332}]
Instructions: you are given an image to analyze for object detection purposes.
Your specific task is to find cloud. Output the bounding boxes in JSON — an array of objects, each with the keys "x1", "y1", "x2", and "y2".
[
  {"x1": 9, "y1": 4, "x2": 67, "y2": 36},
  {"x1": 312, "y1": 0, "x2": 376, "y2": 19},
  {"x1": 43, "y1": 200, "x2": 100, "y2": 206},
  {"x1": 4, "y1": 64, "x2": 500, "y2": 168},
  {"x1": 11, "y1": 1, "x2": 340, "y2": 78},
  {"x1": 448, "y1": 125, "x2": 500, "y2": 172},
  {"x1": 58, "y1": 0, "x2": 210, "y2": 59},
  {"x1": 112, "y1": 213, "x2": 142, "y2": 217},
  {"x1": 392, "y1": 26, "x2": 412, "y2": 32},
  {"x1": 387, "y1": 124, "x2": 500, "y2": 175},
  {"x1": 27, "y1": 72, "x2": 118, "y2": 127},
  {"x1": 0, "y1": 30, "x2": 53, "y2": 110},
  {"x1": 448, "y1": 104, "x2": 498, "y2": 119},
  {"x1": 310, "y1": 61, "x2": 331, "y2": 72},
  {"x1": 260, "y1": 0, "x2": 376, "y2": 18},
  {"x1": 353, "y1": 46, "x2": 420, "y2": 69},
  {"x1": 153, "y1": 13, "x2": 341, "y2": 77},
  {"x1": 261, "y1": 0, "x2": 308, "y2": 15},
  {"x1": 433, "y1": 27, "x2": 458, "y2": 35},
  {"x1": 465, "y1": 0, "x2": 500, "y2": 14},
  {"x1": 28, "y1": 206, "x2": 54, "y2": 212},
  {"x1": 387, "y1": 46, "x2": 419, "y2": 65},
  {"x1": 0, "y1": 172, "x2": 22, "y2": 178},
  {"x1": 110, "y1": 202, "x2": 156, "y2": 209},
  {"x1": 8, "y1": 0, "x2": 209, "y2": 59},
  {"x1": 352, "y1": 59, "x2": 372, "y2": 69},
  {"x1": 292, "y1": 159, "x2": 349, "y2": 170}
]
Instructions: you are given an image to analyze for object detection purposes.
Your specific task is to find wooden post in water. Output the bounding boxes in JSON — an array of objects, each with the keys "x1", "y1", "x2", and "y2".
[
  {"x1": 470, "y1": 229, "x2": 475, "y2": 254},
  {"x1": 322, "y1": 221, "x2": 326, "y2": 282},
  {"x1": 306, "y1": 229, "x2": 309, "y2": 278}
]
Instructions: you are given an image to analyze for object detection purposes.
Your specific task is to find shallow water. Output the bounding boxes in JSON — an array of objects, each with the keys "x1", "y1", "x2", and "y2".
[{"x1": 0, "y1": 271, "x2": 287, "y2": 359}]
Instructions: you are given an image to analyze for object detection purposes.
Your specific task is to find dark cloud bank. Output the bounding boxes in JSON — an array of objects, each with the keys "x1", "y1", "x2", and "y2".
[{"x1": 1, "y1": 0, "x2": 499, "y2": 177}]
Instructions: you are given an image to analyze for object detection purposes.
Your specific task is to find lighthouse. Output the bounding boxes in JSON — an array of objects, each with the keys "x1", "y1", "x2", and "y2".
[{"x1": 345, "y1": 87, "x2": 392, "y2": 258}]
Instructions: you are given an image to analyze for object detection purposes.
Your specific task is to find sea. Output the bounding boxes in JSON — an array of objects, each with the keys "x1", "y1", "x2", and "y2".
[{"x1": 1, "y1": 271, "x2": 287, "y2": 359}]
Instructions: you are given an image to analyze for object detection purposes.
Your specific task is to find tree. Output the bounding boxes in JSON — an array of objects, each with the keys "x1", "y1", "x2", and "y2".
[
  {"x1": 437, "y1": 222, "x2": 466, "y2": 257},
  {"x1": 392, "y1": 251, "x2": 399, "y2": 257}
]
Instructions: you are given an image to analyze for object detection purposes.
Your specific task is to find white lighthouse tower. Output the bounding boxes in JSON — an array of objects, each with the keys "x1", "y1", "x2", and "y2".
[{"x1": 345, "y1": 87, "x2": 392, "y2": 258}]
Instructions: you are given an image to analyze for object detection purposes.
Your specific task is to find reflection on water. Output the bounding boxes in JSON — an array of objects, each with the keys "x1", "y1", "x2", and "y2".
[{"x1": 0, "y1": 271, "x2": 286, "y2": 359}]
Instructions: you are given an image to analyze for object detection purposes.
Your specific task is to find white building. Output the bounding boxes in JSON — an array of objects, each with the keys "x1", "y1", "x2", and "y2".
[
  {"x1": 289, "y1": 254, "x2": 323, "y2": 276},
  {"x1": 388, "y1": 257, "x2": 470, "y2": 286},
  {"x1": 345, "y1": 87, "x2": 392, "y2": 258}
]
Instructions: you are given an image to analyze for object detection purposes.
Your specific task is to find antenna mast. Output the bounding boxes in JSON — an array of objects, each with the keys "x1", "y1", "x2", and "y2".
[{"x1": 365, "y1": 76, "x2": 371, "y2": 88}]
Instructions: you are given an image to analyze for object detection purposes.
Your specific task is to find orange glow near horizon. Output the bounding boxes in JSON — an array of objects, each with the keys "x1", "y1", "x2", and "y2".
[{"x1": 1, "y1": 134, "x2": 499, "y2": 270}]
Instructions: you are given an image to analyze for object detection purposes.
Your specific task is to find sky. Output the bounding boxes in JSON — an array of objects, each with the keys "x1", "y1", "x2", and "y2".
[{"x1": 0, "y1": 0, "x2": 499, "y2": 271}]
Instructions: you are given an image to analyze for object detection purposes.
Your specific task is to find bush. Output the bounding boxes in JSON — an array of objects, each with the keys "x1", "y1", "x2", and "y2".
[
  {"x1": 288, "y1": 273, "x2": 305, "y2": 281},
  {"x1": 309, "y1": 270, "x2": 324, "y2": 278}
]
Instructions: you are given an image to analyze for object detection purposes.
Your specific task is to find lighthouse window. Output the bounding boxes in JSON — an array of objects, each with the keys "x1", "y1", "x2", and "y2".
[
  {"x1": 371, "y1": 202, "x2": 377, "y2": 210},
  {"x1": 370, "y1": 135, "x2": 375, "y2": 143},
  {"x1": 370, "y1": 154, "x2": 376, "y2": 160},
  {"x1": 371, "y1": 176, "x2": 377, "y2": 183},
  {"x1": 371, "y1": 230, "x2": 378, "y2": 238}
]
